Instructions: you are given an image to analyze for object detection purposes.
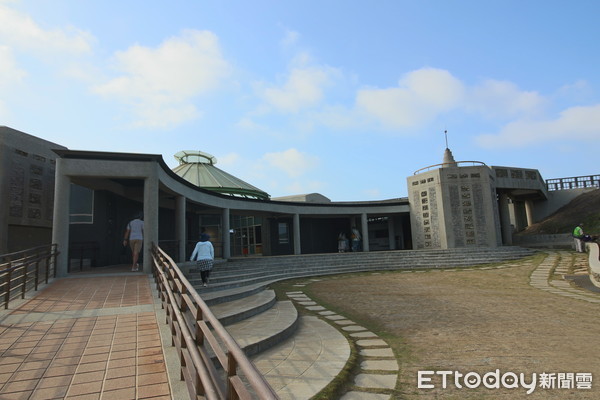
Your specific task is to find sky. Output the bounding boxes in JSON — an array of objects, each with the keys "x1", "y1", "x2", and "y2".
[{"x1": 1, "y1": 0, "x2": 599, "y2": 201}]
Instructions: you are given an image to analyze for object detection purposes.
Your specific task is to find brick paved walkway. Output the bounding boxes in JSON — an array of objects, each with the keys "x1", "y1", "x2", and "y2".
[{"x1": 0, "y1": 272, "x2": 171, "y2": 400}]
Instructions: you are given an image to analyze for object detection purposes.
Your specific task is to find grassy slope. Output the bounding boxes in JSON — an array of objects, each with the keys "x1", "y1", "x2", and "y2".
[{"x1": 518, "y1": 188, "x2": 600, "y2": 235}]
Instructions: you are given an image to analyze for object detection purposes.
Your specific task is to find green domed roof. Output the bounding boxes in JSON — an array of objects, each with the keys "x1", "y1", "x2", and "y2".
[{"x1": 172, "y1": 150, "x2": 269, "y2": 200}]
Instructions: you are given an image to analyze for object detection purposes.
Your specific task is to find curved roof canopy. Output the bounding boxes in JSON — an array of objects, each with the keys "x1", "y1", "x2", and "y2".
[{"x1": 172, "y1": 150, "x2": 270, "y2": 200}]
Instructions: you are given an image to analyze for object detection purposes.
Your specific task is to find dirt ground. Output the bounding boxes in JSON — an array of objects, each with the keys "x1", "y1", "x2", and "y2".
[{"x1": 308, "y1": 254, "x2": 600, "y2": 399}]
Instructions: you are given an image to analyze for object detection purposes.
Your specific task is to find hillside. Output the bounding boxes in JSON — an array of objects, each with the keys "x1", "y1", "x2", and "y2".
[{"x1": 519, "y1": 188, "x2": 600, "y2": 235}]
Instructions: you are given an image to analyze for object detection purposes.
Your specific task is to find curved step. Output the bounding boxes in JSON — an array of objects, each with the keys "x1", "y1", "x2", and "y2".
[
  {"x1": 251, "y1": 315, "x2": 350, "y2": 399},
  {"x1": 226, "y1": 300, "x2": 299, "y2": 357},
  {"x1": 211, "y1": 290, "x2": 277, "y2": 326}
]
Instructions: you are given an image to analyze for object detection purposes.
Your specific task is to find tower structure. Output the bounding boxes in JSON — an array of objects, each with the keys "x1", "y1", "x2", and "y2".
[{"x1": 407, "y1": 147, "x2": 502, "y2": 249}]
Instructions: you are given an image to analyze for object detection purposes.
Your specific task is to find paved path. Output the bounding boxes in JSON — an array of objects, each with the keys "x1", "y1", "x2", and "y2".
[
  {"x1": 284, "y1": 280, "x2": 398, "y2": 400},
  {"x1": 529, "y1": 250, "x2": 600, "y2": 303},
  {"x1": 0, "y1": 268, "x2": 179, "y2": 400}
]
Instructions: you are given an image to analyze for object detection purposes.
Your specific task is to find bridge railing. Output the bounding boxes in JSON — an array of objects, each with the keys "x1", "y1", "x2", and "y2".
[
  {"x1": 546, "y1": 175, "x2": 600, "y2": 191},
  {"x1": 151, "y1": 243, "x2": 278, "y2": 400},
  {"x1": 0, "y1": 244, "x2": 59, "y2": 309}
]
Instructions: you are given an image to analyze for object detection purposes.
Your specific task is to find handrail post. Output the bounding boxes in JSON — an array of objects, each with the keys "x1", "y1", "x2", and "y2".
[
  {"x1": 227, "y1": 352, "x2": 239, "y2": 400},
  {"x1": 45, "y1": 253, "x2": 50, "y2": 284},
  {"x1": 22, "y1": 258, "x2": 28, "y2": 300},
  {"x1": 4, "y1": 264, "x2": 11, "y2": 309},
  {"x1": 53, "y1": 244, "x2": 59, "y2": 278},
  {"x1": 34, "y1": 258, "x2": 40, "y2": 291}
]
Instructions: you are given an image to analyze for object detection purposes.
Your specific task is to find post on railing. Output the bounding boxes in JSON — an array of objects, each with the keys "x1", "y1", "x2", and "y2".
[
  {"x1": 52, "y1": 245, "x2": 58, "y2": 278},
  {"x1": 45, "y1": 254, "x2": 50, "y2": 284},
  {"x1": 4, "y1": 264, "x2": 11, "y2": 309},
  {"x1": 195, "y1": 306, "x2": 204, "y2": 346},
  {"x1": 227, "y1": 352, "x2": 239, "y2": 400},
  {"x1": 34, "y1": 258, "x2": 40, "y2": 291},
  {"x1": 22, "y1": 258, "x2": 28, "y2": 300}
]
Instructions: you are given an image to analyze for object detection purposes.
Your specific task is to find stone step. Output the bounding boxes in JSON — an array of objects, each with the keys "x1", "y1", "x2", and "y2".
[
  {"x1": 189, "y1": 250, "x2": 535, "y2": 293},
  {"x1": 211, "y1": 290, "x2": 277, "y2": 326},
  {"x1": 200, "y1": 281, "x2": 271, "y2": 306},
  {"x1": 225, "y1": 300, "x2": 299, "y2": 357},
  {"x1": 250, "y1": 315, "x2": 351, "y2": 400},
  {"x1": 203, "y1": 254, "x2": 531, "y2": 281},
  {"x1": 185, "y1": 247, "x2": 534, "y2": 276}
]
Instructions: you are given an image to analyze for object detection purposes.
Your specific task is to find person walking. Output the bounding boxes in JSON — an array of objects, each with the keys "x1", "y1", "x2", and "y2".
[
  {"x1": 351, "y1": 227, "x2": 361, "y2": 252},
  {"x1": 573, "y1": 223, "x2": 585, "y2": 253},
  {"x1": 190, "y1": 233, "x2": 214, "y2": 287},
  {"x1": 337, "y1": 232, "x2": 348, "y2": 253},
  {"x1": 123, "y1": 212, "x2": 144, "y2": 271}
]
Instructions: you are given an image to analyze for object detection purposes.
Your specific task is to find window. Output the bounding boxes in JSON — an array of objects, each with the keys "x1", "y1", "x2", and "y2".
[
  {"x1": 278, "y1": 222, "x2": 289, "y2": 244},
  {"x1": 69, "y1": 184, "x2": 94, "y2": 224}
]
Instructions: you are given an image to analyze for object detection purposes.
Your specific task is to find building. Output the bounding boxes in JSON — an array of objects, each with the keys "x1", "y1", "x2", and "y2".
[
  {"x1": 0, "y1": 126, "x2": 595, "y2": 276},
  {"x1": 0, "y1": 127, "x2": 67, "y2": 254}
]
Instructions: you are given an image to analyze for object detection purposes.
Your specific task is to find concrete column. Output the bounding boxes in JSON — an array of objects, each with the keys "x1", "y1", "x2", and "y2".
[
  {"x1": 143, "y1": 167, "x2": 159, "y2": 273},
  {"x1": 176, "y1": 195, "x2": 186, "y2": 262},
  {"x1": 499, "y1": 193, "x2": 512, "y2": 245},
  {"x1": 293, "y1": 213, "x2": 301, "y2": 255},
  {"x1": 525, "y1": 200, "x2": 534, "y2": 227},
  {"x1": 51, "y1": 159, "x2": 71, "y2": 277},
  {"x1": 361, "y1": 213, "x2": 369, "y2": 252},
  {"x1": 222, "y1": 208, "x2": 231, "y2": 259},
  {"x1": 388, "y1": 217, "x2": 396, "y2": 250}
]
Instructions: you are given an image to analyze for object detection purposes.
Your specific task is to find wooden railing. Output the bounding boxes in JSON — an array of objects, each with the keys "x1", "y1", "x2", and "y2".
[
  {"x1": 151, "y1": 243, "x2": 279, "y2": 400},
  {"x1": 0, "y1": 244, "x2": 59, "y2": 309}
]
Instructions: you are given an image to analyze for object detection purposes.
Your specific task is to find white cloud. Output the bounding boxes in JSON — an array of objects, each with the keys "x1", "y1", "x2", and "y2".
[
  {"x1": 0, "y1": 46, "x2": 26, "y2": 87},
  {"x1": 281, "y1": 29, "x2": 300, "y2": 48},
  {"x1": 0, "y1": 4, "x2": 93, "y2": 55},
  {"x1": 263, "y1": 148, "x2": 319, "y2": 177},
  {"x1": 467, "y1": 79, "x2": 545, "y2": 118},
  {"x1": 93, "y1": 29, "x2": 231, "y2": 128},
  {"x1": 258, "y1": 66, "x2": 338, "y2": 113},
  {"x1": 355, "y1": 68, "x2": 465, "y2": 129},
  {"x1": 476, "y1": 104, "x2": 600, "y2": 148}
]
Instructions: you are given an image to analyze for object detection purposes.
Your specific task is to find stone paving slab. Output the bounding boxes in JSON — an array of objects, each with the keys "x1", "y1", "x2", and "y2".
[
  {"x1": 340, "y1": 391, "x2": 390, "y2": 400},
  {"x1": 354, "y1": 373, "x2": 397, "y2": 389},
  {"x1": 361, "y1": 359, "x2": 399, "y2": 371},
  {"x1": 349, "y1": 331, "x2": 378, "y2": 338},
  {"x1": 342, "y1": 325, "x2": 367, "y2": 332},
  {"x1": 356, "y1": 339, "x2": 388, "y2": 347},
  {"x1": 360, "y1": 348, "x2": 395, "y2": 357},
  {"x1": 325, "y1": 315, "x2": 346, "y2": 320}
]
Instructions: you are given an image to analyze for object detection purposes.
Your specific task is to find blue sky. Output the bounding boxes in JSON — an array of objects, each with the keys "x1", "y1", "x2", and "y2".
[{"x1": 1, "y1": 0, "x2": 599, "y2": 201}]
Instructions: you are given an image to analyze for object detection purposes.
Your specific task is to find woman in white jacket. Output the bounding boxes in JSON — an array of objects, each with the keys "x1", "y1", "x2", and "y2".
[{"x1": 190, "y1": 233, "x2": 214, "y2": 287}]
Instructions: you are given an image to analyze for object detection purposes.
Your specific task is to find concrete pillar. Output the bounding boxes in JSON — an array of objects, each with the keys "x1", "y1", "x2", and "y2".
[
  {"x1": 525, "y1": 200, "x2": 534, "y2": 227},
  {"x1": 361, "y1": 213, "x2": 369, "y2": 252},
  {"x1": 388, "y1": 217, "x2": 396, "y2": 250},
  {"x1": 143, "y1": 167, "x2": 159, "y2": 273},
  {"x1": 499, "y1": 193, "x2": 512, "y2": 245},
  {"x1": 222, "y1": 208, "x2": 231, "y2": 259},
  {"x1": 293, "y1": 213, "x2": 301, "y2": 255},
  {"x1": 51, "y1": 159, "x2": 71, "y2": 277},
  {"x1": 176, "y1": 195, "x2": 186, "y2": 262}
]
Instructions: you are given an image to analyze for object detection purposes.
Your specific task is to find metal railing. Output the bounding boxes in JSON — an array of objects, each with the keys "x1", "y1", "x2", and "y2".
[
  {"x1": 413, "y1": 160, "x2": 487, "y2": 175},
  {"x1": 68, "y1": 241, "x2": 98, "y2": 272},
  {"x1": 546, "y1": 175, "x2": 600, "y2": 191},
  {"x1": 151, "y1": 243, "x2": 279, "y2": 400},
  {"x1": 0, "y1": 244, "x2": 59, "y2": 309}
]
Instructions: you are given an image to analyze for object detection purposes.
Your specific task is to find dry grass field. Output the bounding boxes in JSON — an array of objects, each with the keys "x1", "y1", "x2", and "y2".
[{"x1": 301, "y1": 252, "x2": 600, "y2": 399}]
